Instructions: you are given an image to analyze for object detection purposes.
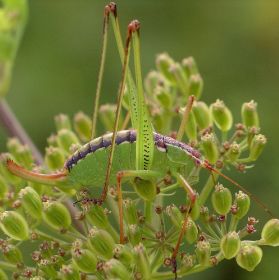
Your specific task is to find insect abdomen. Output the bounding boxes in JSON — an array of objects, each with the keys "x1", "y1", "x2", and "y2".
[
  {"x1": 67, "y1": 130, "x2": 136, "y2": 187},
  {"x1": 66, "y1": 130, "x2": 202, "y2": 187}
]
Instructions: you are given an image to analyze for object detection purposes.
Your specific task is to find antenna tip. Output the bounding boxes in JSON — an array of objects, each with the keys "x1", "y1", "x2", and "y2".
[
  {"x1": 105, "y1": 2, "x2": 117, "y2": 17},
  {"x1": 128, "y1": 20, "x2": 140, "y2": 33}
]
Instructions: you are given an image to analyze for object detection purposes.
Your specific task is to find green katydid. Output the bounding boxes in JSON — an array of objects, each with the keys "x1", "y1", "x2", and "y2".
[{"x1": 6, "y1": 2, "x2": 273, "y2": 275}]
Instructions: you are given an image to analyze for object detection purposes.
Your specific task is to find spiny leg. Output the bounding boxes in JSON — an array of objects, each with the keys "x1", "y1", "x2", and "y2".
[
  {"x1": 116, "y1": 170, "x2": 161, "y2": 244},
  {"x1": 102, "y1": 18, "x2": 154, "y2": 203},
  {"x1": 171, "y1": 172, "x2": 197, "y2": 278},
  {"x1": 176, "y1": 95, "x2": 195, "y2": 141}
]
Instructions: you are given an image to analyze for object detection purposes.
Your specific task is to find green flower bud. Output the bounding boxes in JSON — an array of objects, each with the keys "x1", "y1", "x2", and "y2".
[
  {"x1": 134, "y1": 243, "x2": 151, "y2": 279},
  {"x1": 179, "y1": 109, "x2": 197, "y2": 141},
  {"x1": 30, "y1": 277, "x2": 45, "y2": 280},
  {"x1": 0, "y1": 175, "x2": 8, "y2": 198},
  {"x1": 72, "y1": 248, "x2": 97, "y2": 273},
  {"x1": 249, "y1": 134, "x2": 267, "y2": 161},
  {"x1": 188, "y1": 74, "x2": 203, "y2": 99},
  {"x1": 99, "y1": 104, "x2": 123, "y2": 132},
  {"x1": 152, "y1": 109, "x2": 164, "y2": 132},
  {"x1": 195, "y1": 240, "x2": 211, "y2": 266},
  {"x1": 165, "y1": 204, "x2": 183, "y2": 228},
  {"x1": 200, "y1": 206, "x2": 210, "y2": 223},
  {"x1": 169, "y1": 62, "x2": 189, "y2": 96},
  {"x1": 132, "y1": 177, "x2": 157, "y2": 201},
  {"x1": 190, "y1": 199, "x2": 200, "y2": 220},
  {"x1": 156, "y1": 53, "x2": 176, "y2": 83},
  {"x1": 261, "y1": 219, "x2": 279, "y2": 246},
  {"x1": 181, "y1": 56, "x2": 198, "y2": 78},
  {"x1": 0, "y1": 269, "x2": 8, "y2": 280},
  {"x1": 60, "y1": 264, "x2": 80, "y2": 280},
  {"x1": 16, "y1": 145, "x2": 33, "y2": 168},
  {"x1": 227, "y1": 142, "x2": 241, "y2": 162},
  {"x1": 19, "y1": 186, "x2": 43, "y2": 220},
  {"x1": 123, "y1": 198, "x2": 138, "y2": 225},
  {"x1": 43, "y1": 201, "x2": 71, "y2": 230},
  {"x1": 29, "y1": 182, "x2": 46, "y2": 196},
  {"x1": 47, "y1": 134, "x2": 58, "y2": 147},
  {"x1": 113, "y1": 244, "x2": 134, "y2": 265},
  {"x1": 0, "y1": 153, "x2": 22, "y2": 184},
  {"x1": 73, "y1": 111, "x2": 92, "y2": 142},
  {"x1": 180, "y1": 254, "x2": 195, "y2": 273},
  {"x1": 211, "y1": 184, "x2": 232, "y2": 215},
  {"x1": 210, "y1": 99, "x2": 233, "y2": 132},
  {"x1": 192, "y1": 101, "x2": 212, "y2": 130},
  {"x1": 3, "y1": 244, "x2": 23, "y2": 264},
  {"x1": 144, "y1": 70, "x2": 164, "y2": 95},
  {"x1": 6, "y1": 138, "x2": 21, "y2": 157},
  {"x1": 57, "y1": 129, "x2": 79, "y2": 153},
  {"x1": 0, "y1": 211, "x2": 29, "y2": 240},
  {"x1": 45, "y1": 146, "x2": 65, "y2": 170},
  {"x1": 127, "y1": 224, "x2": 142, "y2": 246},
  {"x1": 185, "y1": 218, "x2": 198, "y2": 244},
  {"x1": 54, "y1": 114, "x2": 72, "y2": 131},
  {"x1": 241, "y1": 100, "x2": 259, "y2": 128},
  {"x1": 39, "y1": 259, "x2": 58, "y2": 278},
  {"x1": 154, "y1": 85, "x2": 172, "y2": 109},
  {"x1": 221, "y1": 231, "x2": 241, "y2": 259},
  {"x1": 7, "y1": 139, "x2": 33, "y2": 168},
  {"x1": 103, "y1": 259, "x2": 130, "y2": 279},
  {"x1": 236, "y1": 243, "x2": 262, "y2": 271},
  {"x1": 201, "y1": 133, "x2": 219, "y2": 164},
  {"x1": 235, "y1": 191, "x2": 250, "y2": 219},
  {"x1": 87, "y1": 204, "x2": 109, "y2": 229},
  {"x1": 88, "y1": 227, "x2": 115, "y2": 260}
]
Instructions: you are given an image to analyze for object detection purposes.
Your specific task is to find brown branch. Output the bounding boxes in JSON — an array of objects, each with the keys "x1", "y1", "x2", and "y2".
[{"x1": 0, "y1": 99, "x2": 43, "y2": 164}]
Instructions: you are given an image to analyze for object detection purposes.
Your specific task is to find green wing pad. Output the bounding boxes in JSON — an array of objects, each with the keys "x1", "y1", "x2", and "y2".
[{"x1": 68, "y1": 142, "x2": 135, "y2": 188}]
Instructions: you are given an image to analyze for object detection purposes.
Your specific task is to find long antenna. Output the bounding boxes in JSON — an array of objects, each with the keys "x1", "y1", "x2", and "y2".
[
  {"x1": 203, "y1": 162, "x2": 274, "y2": 217},
  {"x1": 91, "y1": 5, "x2": 110, "y2": 139}
]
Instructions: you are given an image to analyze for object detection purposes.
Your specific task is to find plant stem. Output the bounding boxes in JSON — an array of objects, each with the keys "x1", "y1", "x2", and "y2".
[
  {"x1": 0, "y1": 99, "x2": 43, "y2": 164},
  {"x1": 144, "y1": 200, "x2": 152, "y2": 224},
  {"x1": 198, "y1": 173, "x2": 219, "y2": 206}
]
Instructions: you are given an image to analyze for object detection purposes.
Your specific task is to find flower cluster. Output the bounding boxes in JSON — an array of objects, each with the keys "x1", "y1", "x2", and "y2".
[
  {"x1": 0, "y1": 50, "x2": 278, "y2": 279},
  {"x1": 0, "y1": 1, "x2": 278, "y2": 279}
]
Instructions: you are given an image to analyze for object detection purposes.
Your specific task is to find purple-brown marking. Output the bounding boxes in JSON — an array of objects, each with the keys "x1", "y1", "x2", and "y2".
[{"x1": 65, "y1": 130, "x2": 202, "y2": 171}]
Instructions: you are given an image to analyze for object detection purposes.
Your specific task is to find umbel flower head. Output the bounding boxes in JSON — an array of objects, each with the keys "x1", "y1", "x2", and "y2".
[{"x1": 0, "y1": 50, "x2": 278, "y2": 279}]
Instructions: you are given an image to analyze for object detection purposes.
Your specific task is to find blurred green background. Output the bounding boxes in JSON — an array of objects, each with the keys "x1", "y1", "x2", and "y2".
[{"x1": 1, "y1": 0, "x2": 279, "y2": 278}]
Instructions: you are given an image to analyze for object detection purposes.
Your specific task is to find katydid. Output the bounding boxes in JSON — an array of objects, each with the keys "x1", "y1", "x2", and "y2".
[{"x1": 6, "y1": 2, "x2": 273, "y2": 276}]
